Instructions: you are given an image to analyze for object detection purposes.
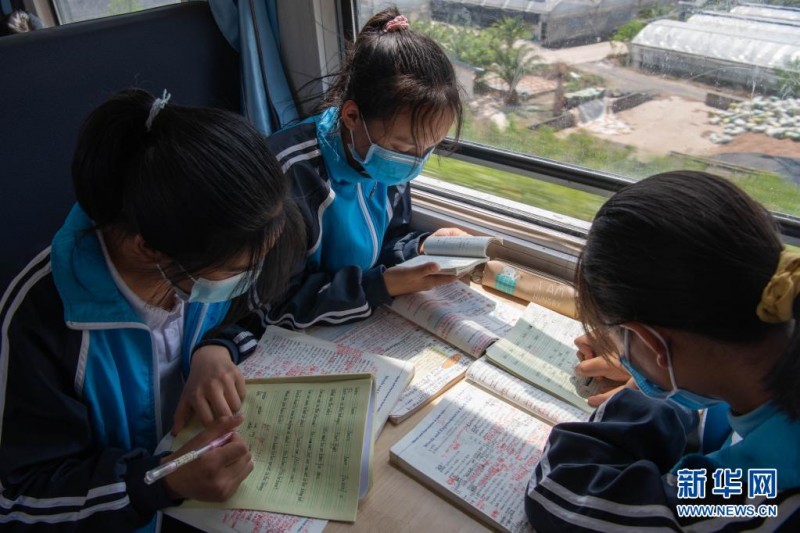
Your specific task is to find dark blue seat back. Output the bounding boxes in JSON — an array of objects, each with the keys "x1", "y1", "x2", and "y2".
[{"x1": 0, "y1": 1, "x2": 240, "y2": 292}]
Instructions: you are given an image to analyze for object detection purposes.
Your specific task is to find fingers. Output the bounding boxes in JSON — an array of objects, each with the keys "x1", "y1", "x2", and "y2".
[
  {"x1": 432, "y1": 227, "x2": 469, "y2": 237},
  {"x1": 234, "y1": 374, "x2": 247, "y2": 403},
  {"x1": 574, "y1": 333, "x2": 594, "y2": 361},
  {"x1": 408, "y1": 262, "x2": 441, "y2": 276},
  {"x1": 587, "y1": 378, "x2": 638, "y2": 407},
  {"x1": 193, "y1": 394, "x2": 215, "y2": 427},
  {"x1": 223, "y1": 378, "x2": 243, "y2": 415},
  {"x1": 421, "y1": 274, "x2": 457, "y2": 291},
  {"x1": 574, "y1": 357, "x2": 613, "y2": 378},
  {"x1": 202, "y1": 414, "x2": 245, "y2": 440},
  {"x1": 210, "y1": 433, "x2": 250, "y2": 468}
]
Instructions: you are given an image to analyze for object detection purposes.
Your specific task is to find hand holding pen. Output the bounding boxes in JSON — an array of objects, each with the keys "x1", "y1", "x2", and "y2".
[{"x1": 156, "y1": 415, "x2": 254, "y2": 502}]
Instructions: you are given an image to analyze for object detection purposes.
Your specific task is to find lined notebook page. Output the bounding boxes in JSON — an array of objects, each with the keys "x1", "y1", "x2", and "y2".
[{"x1": 486, "y1": 303, "x2": 601, "y2": 413}]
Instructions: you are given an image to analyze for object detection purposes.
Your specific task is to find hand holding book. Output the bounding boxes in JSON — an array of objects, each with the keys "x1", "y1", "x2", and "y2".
[{"x1": 402, "y1": 235, "x2": 503, "y2": 276}]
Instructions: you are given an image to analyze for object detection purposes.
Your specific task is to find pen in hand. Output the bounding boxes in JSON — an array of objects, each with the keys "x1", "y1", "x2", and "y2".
[{"x1": 144, "y1": 431, "x2": 235, "y2": 485}]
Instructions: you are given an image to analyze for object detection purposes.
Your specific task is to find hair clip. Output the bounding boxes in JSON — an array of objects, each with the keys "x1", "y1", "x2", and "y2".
[
  {"x1": 145, "y1": 89, "x2": 171, "y2": 131},
  {"x1": 383, "y1": 15, "x2": 409, "y2": 33}
]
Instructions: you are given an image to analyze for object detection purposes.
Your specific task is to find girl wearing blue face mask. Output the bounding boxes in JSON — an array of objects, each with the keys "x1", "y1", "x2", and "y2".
[
  {"x1": 247, "y1": 7, "x2": 464, "y2": 330},
  {"x1": 0, "y1": 89, "x2": 305, "y2": 532},
  {"x1": 526, "y1": 171, "x2": 800, "y2": 532}
]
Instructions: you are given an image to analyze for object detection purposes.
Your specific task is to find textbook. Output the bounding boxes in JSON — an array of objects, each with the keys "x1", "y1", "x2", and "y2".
[
  {"x1": 164, "y1": 328, "x2": 414, "y2": 532},
  {"x1": 309, "y1": 281, "x2": 522, "y2": 423},
  {"x1": 172, "y1": 374, "x2": 376, "y2": 523},
  {"x1": 238, "y1": 326, "x2": 414, "y2": 439},
  {"x1": 484, "y1": 301, "x2": 603, "y2": 413},
  {"x1": 400, "y1": 236, "x2": 501, "y2": 275},
  {"x1": 390, "y1": 303, "x2": 600, "y2": 532}
]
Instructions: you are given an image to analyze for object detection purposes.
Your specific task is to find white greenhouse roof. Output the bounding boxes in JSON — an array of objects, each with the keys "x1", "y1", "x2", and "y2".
[
  {"x1": 687, "y1": 13, "x2": 800, "y2": 39},
  {"x1": 437, "y1": 0, "x2": 558, "y2": 14},
  {"x1": 731, "y1": 5, "x2": 800, "y2": 23},
  {"x1": 632, "y1": 19, "x2": 800, "y2": 69},
  {"x1": 436, "y1": 0, "x2": 650, "y2": 16}
]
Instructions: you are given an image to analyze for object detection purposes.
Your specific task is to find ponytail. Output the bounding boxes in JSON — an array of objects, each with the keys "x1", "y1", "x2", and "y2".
[
  {"x1": 758, "y1": 250, "x2": 800, "y2": 419},
  {"x1": 322, "y1": 7, "x2": 462, "y2": 151},
  {"x1": 72, "y1": 89, "x2": 153, "y2": 228}
]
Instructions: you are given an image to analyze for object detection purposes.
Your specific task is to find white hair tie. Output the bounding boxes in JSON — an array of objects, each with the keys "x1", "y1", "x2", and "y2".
[{"x1": 145, "y1": 89, "x2": 171, "y2": 131}]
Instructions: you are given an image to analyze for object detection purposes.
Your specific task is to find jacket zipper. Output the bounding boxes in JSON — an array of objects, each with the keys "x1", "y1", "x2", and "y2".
[{"x1": 356, "y1": 182, "x2": 379, "y2": 267}]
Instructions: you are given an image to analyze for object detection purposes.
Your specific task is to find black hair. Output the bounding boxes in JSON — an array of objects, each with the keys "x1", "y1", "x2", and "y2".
[
  {"x1": 576, "y1": 171, "x2": 800, "y2": 418},
  {"x1": 72, "y1": 88, "x2": 305, "y2": 309},
  {"x1": 322, "y1": 6, "x2": 462, "y2": 152}
]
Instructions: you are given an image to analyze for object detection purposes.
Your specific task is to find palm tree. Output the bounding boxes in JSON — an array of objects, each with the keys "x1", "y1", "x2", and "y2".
[{"x1": 486, "y1": 18, "x2": 541, "y2": 106}]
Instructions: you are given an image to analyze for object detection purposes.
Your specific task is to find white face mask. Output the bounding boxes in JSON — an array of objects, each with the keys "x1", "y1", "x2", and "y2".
[{"x1": 158, "y1": 264, "x2": 255, "y2": 304}]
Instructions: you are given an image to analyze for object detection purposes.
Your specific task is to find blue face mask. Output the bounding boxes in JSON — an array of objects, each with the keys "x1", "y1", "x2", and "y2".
[
  {"x1": 348, "y1": 119, "x2": 433, "y2": 186},
  {"x1": 619, "y1": 327, "x2": 721, "y2": 410},
  {"x1": 159, "y1": 264, "x2": 255, "y2": 304}
]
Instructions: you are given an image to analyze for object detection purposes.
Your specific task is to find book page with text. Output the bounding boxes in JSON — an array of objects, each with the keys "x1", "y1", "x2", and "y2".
[
  {"x1": 422, "y1": 236, "x2": 498, "y2": 258},
  {"x1": 309, "y1": 308, "x2": 473, "y2": 423},
  {"x1": 467, "y1": 357, "x2": 589, "y2": 425},
  {"x1": 398, "y1": 254, "x2": 486, "y2": 275},
  {"x1": 486, "y1": 303, "x2": 601, "y2": 413},
  {"x1": 390, "y1": 382, "x2": 544, "y2": 533},
  {"x1": 390, "y1": 282, "x2": 522, "y2": 357},
  {"x1": 175, "y1": 375, "x2": 375, "y2": 522},
  {"x1": 240, "y1": 327, "x2": 413, "y2": 436},
  {"x1": 163, "y1": 508, "x2": 326, "y2": 533}
]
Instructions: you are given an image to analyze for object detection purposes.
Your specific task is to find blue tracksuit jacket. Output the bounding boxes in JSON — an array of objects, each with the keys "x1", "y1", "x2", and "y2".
[
  {"x1": 252, "y1": 107, "x2": 428, "y2": 330},
  {"x1": 0, "y1": 205, "x2": 239, "y2": 532},
  {"x1": 526, "y1": 388, "x2": 800, "y2": 531}
]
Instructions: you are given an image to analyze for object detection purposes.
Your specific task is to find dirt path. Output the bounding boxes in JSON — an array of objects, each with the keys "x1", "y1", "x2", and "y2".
[{"x1": 558, "y1": 96, "x2": 722, "y2": 158}]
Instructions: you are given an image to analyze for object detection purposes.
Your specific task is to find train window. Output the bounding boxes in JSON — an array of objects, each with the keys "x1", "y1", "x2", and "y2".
[
  {"x1": 52, "y1": 0, "x2": 180, "y2": 24},
  {"x1": 356, "y1": 1, "x2": 800, "y2": 237}
]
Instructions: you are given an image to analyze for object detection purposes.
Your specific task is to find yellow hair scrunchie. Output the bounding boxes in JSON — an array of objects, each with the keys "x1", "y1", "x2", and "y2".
[{"x1": 756, "y1": 250, "x2": 800, "y2": 323}]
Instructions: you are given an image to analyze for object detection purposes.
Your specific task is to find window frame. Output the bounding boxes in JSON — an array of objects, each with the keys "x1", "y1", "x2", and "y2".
[{"x1": 337, "y1": 1, "x2": 800, "y2": 259}]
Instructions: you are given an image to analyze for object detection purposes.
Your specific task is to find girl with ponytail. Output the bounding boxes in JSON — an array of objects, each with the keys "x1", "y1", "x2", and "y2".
[
  {"x1": 0, "y1": 89, "x2": 304, "y2": 532},
  {"x1": 526, "y1": 171, "x2": 800, "y2": 531},
  {"x1": 244, "y1": 6, "x2": 466, "y2": 330}
]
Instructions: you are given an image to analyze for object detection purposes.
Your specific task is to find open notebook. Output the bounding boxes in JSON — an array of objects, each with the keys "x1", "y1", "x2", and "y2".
[
  {"x1": 171, "y1": 374, "x2": 375, "y2": 522},
  {"x1": 390, "y1": 302, "x2": 607, "y2": 532}
]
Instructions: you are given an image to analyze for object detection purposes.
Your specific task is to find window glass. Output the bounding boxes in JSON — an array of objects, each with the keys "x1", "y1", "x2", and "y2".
[
  {"x1": 53, "y1": 0, "x2": 180, "y2": 25},
  {"x1": 357, "y1": 1, "x2": 800, "y2": 220}
]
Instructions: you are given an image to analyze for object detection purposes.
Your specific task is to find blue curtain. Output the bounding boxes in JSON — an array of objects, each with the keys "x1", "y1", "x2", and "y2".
[{"x1": 210, "y1": 0, "x2": 299, "y2": 135}]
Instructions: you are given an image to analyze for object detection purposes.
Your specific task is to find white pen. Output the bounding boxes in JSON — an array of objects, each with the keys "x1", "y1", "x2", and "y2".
[{"x1": 144, "y1": 431, "x2": 235, "y2": 485}]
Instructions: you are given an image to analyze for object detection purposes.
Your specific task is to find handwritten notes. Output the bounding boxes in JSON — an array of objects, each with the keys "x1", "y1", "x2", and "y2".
[
  {"x1": 240, "y1": 327, "x2": 413, "y2": 435},
  {"x1": 391, "y1": 382, "x2": 544, "y2": 533},
  {"x1": 309, "y1": 307, "x2": 473, "y2": 423},
  {"x1": 390, "y1": 282, "x2": 521, "y2": 357},
  {"x1": 467, "y1": 358, "x2": 588, "y2": 425},
  {"x1": 486, "y1": 303, "x2": 601, "y2": 413},
  {"x1": 164, "y1": 508, "x2": 326, "y2": 533},
  {"x1": 175, "y1": 375, "x2": 375, "y2": 522}
]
